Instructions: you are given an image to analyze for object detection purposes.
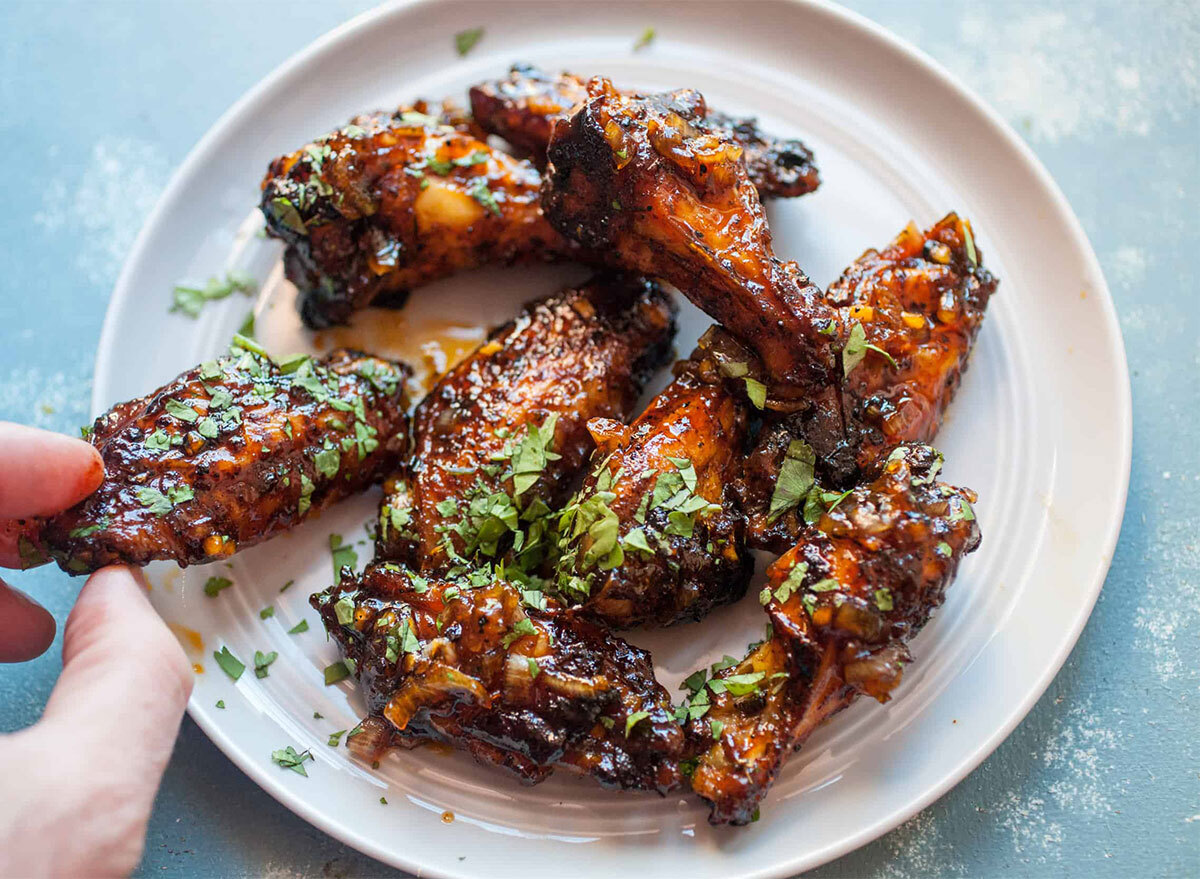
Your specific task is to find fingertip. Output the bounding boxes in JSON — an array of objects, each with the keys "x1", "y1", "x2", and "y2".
[
  {"x1": 0, "y1": 579, "x2": 57, "y2": 662},
  {"x1": 0, "y1": 422, "x2": 105, "y2": 518}
]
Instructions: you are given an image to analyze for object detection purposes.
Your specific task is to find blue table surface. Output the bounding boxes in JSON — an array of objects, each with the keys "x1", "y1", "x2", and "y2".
[{"x1": 1, "y1": 1, "x2": 1196, "y2": 876}]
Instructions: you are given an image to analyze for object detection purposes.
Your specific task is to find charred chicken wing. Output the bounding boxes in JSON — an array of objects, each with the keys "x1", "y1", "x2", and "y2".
[
  {"x1": 31, "y1": 341, "x2": 410, "y2": 574},
  {"x1": 312, "y1": 562, "x2": 686, "y2": 792},
  {"x1": 542, "y1": 78, "x2": 840, "y2": 401},
  {"x1": 554, "y1": 329, "x2": 754, "y2": 628},
  {"x1": 684, "y1": 444, "x2": 981, "y2": 824},
  {"x1": 376, "y1": 275, "x2": 677, "y2": 574},
  {"x1": 739, "y1": 214, "x2": 997, "y2": 551},
  {"x1": 470, "y1": 64, "x2": 819, "y2": 198},
  {"x1": 261, "y1": 107, "x2": 569, "y2": 328}
]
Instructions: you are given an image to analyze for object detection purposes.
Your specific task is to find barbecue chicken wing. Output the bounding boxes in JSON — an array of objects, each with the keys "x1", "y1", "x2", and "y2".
[
  {"x1": 261, "y1": 106, "x2": 569, "y2": 328},
  {"x1": 30, "y1": 341, "x2": 410, "y2": 574},
  {"x1": 553, "y1": 329, "x2": 754, "y2": 628},
  {"x1": 376, "y1": 275, "x2": 677, "y2": 576},
  {"x1": 542, "y1": 78, "x2": 840, "y2": 401},
  {"x1": 739, "y1": 214, "x2": 997, "y2": 552},
  {"x1": 683, "y1": 444, "x2": 981, "y2": 824},
  {"x1": 470, "y1": 64, "x2": 819, "y2": 198},
  {"x1": 312, "y1": 562, "x2": 686, "y2": 793}
]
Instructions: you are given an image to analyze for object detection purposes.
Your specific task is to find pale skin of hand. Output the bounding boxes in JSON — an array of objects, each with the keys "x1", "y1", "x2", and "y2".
[{"x1": 0, "y1": 422, "x2": 193, "y2": 878}]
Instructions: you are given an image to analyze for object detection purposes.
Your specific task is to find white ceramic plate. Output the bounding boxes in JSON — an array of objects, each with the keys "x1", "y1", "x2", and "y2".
[{"x1": 92, "y1": 1, "x2": 1131, "y2": 876}]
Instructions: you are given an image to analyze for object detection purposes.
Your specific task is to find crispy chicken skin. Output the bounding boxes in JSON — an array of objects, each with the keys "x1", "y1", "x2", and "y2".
[
  {"x1": 470, "y1": 64, "x2": 820, "y2": 198},
  {"x1": 312, "y1": 563, "x2": 686, "y2": 793},
  {"x1": 31, "y1": 344, "x2": 410, "y2": 574},
  {"x1": 683, "y1": 444, "x2": 981, "y2": 824},
  {"x1": 740, "y1": 214, "x2": 997, "y2": 551},
  {"x1": 376, "y1": 275, "x2": 677, "y2": 571},
  {"x1": 554, "y1": 331, "x2": 754, "y2": 628},
  {"x1": 261, "y1": 106, "x2": 569, "y2": 328},
  {"x1": 542, "y1": 78, "x2": 840, "y2": 401}
]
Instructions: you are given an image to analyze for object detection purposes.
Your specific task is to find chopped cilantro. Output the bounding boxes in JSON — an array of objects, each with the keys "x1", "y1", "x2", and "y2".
[
  {"x1": 843, "y1": 322, "x2": 897, "y2": 375},
  {"x1": 454, "y1": 26, "x2": 484, "y2": 56},
  {"x1": 767, "y1": 440, "x2": 815, "y2": 522},
  {"x1": 962, "y1": 223, "x2": 978, "y2": 265},
  {"x1": 935, "y1": 541, "x2": 953, "y2": 558},
  {"x1": 949, "y1": 497, "x2": 976, "y2": 522},
  {"x1": 212, "y1": 646, "x2": 245, "y2": 681},
  {"x1": 170, "y1": 272, "x2": 256, "y2": 318},
  {"x1": 501, "y1": 617, "x2": 537, "y2": 649},
  {"x1": 527, "y1": 657, "x2": 541, "y2": 679},
  {"x1": 216, "y1": 700, "x2": 225, "y2": 709},
  {"x1": 68, "y1": 517, "x2": 109, "y2": 539},
  {"x1": 314, "y1": 447, "x2": 340, "y2": 480},
  {"x1": 710, "y1": 719, "x2": 725, "y2": 739},
  {"x1": 204, "y1": 576, "x2": 233, "y2": 597},
  {"x1": 624, "y1": 710, "x2": 651, "y2": 736},
  {"x1": 271, "y1": 745, "x2": 312, "y2": 776},
  {"x1": 270, "y1": 197, "x2": 307, "y2": 236},
  {"x1": 327, "y1": 729, "x2": 347, "y2": 747},
  {"x1": 260, "y1": 605, "x2": 275, "y2": 620},
  {"x1": 253, "y1": 650, "x2": 278, "y2": 678},
  {"x1": 633, "y1": 27, "x2": 656, "y2": 50},
  {"x1": 744, "y1": 377, "x2": 767, "y2": 409},
  {"x1": 323, "y1": 660, "x2": 352, "y2": 685},
  {"x1": 329, "y1": 534, "x2": 359, "y2": 579},
  {"x1": 165, "y1": 399, "x2": 199, "y2": 423},
  {"x1": 469, "y1": 178, "x2": 502, "y2": 216},
  {"x1": 287, "y1": 619, "x2": 310, "y2": 635},
  {"x1": 874, "y1": 588, "x2": 895, "y2": 612},
  {"x1": 144, "y1": 429, "x2": 172, "y2": 451},
  {"x1": 134, "y1": 486, "x2": 174, "y2": 516}
]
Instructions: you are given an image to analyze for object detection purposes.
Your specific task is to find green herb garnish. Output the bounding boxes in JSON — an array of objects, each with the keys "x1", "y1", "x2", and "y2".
[{"x1": 212, "y1": 646, "x2": 245, "y2": 681}]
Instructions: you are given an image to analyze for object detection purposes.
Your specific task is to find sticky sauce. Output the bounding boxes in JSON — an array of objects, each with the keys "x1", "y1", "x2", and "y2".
[
  {"x1": 169, "y1": 623, "x2": 205, "y2": 655},
  {"x1": 423, "y1": 742, "x2": 454, "y2": 757},
  {"x1": 192, "y1": 663, "x2": 204, "y2": 675},
  {"x1": 313, "y1": 311, "x2": 487, "y2": 392},
  {"x1": 441, "y1": 810, "x2": 455, "y2": 824}
]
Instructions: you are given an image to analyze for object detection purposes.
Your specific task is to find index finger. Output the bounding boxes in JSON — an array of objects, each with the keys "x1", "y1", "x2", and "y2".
[{"x1": 0, "y1": 422, "x2": 103, "y2": 518}]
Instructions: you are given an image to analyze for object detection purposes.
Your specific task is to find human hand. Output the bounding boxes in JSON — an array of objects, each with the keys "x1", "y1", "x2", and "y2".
[{"x1": 0, "y1": 422, "x2": 193, "y2": 877}]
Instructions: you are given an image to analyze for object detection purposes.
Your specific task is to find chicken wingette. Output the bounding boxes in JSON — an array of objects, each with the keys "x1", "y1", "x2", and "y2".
[
  {"x1": 261, "y1": 106, "x2": 570, "y2": 328},
  {"x1": 470, "y1": 64, "x2": 819, "y2": 198},
  {"x1": 553, "y1": 328, "x2": 753, "y2": 628},
  {"x1": 681, "y1": 444, "x2": 981, "y2": 824},
  {"x1": 376, "y1": 275, "x2": 676, "y2": 576},
  {"x1": 542, "y1": 78, "x2": 841, "y2": 403},
  {"x1": 312, "y1": 562, "x2": 686, "y2": 793},
  {"x1": 26, "y1": 340, "x2": 410, "y2": 574},
  {"x1": 738, "y1": 214, "x2": 997, "y2": 551}
]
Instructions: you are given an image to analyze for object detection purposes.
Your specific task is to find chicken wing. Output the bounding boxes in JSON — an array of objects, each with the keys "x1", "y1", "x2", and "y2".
[
  {"x1": 684, "y1": 444, "x2": 981, "y2": 824},
  {"x1": 261, "y1": 106, "x2": 569, "y2": 328},
  {"x1": 29, "y1": 340, "x2": 410, "y2": 574},
  {"x1": 376, "y1": 274, "x2": 676, "y2": 576},
  {"x1": 312, "y1": 562, "x2": 685, "y2": 793},
  {"x1": 469, "y1": 64, "x2": 819, "y2": 198},
  {"x1": 739, "y1": 214, "x2": 997, "y2": 551},
  {"x1": 553, "y1": 329, "x2": 753, "y2": 628},
  {"x1": 542, "y1": 78, "x2": 840, "y2": 401}
]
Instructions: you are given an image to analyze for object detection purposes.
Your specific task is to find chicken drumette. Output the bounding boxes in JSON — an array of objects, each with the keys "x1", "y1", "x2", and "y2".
[
  {"x1": 261, "y1": 106, "x2": 569, "y2": 328},
  {"x1": 738, "y1": 213, "x2": 997, "y2": 551},
  {"x1": 28, "y1": 341, "x2": 410, "y2": 574},
  {"x1": 376, "y1": 274, "x2": 676, "y2": 575},
  {"x1": 553, "y1": 328, "x2": 754, "y2": 628},
  {"x1": 312, "y1": 562, "x2": 686, "y2": 793},
  {"x1": 542, "y1": 78, "x2": 841, "y2": 402},
  {"x1": 470, "y1": 64, "x2": 820, "y2": 198},
  {"x1": 681, "y1": 444, "x2": 981, "y2": 824}
]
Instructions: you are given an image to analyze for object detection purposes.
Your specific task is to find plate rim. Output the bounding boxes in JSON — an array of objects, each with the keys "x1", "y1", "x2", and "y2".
[{"x1": 91, "y1": 0, "x2": 1133, "y2": 875}]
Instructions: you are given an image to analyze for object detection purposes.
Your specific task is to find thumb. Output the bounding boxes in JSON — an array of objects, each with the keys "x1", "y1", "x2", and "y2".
[{"x1": 0, "y1": 566, "x2": 193, "y2": 878}]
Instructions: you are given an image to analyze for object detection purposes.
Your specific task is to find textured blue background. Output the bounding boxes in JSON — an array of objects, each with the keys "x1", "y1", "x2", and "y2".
[{"x1": 1, "y1": 1, "x2": 1196, "y2": 876}]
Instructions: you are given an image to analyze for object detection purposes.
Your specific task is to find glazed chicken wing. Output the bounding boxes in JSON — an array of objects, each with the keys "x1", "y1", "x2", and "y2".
[
  {"x1": 739, "y1": 214, "x2": 997, "y2": 551},
  {"x1": 30, "y1": 341, "x2": 410, "y2": 574},
  {"x1": 553, "y1": 329, "x2": 754, "y2": 628},
  {"x1": 683, "y1": 444, "x2": 982, "y2": 824},
  {"x1": 376, "y1": 275, "x2": 676, "y2": 575},
  {"x1": 312, "y1": 562, "x2": 685, "y2": 793},
  {"x1": 470, "y1": 64, "x2": 819, "y2": 198},
  {"x1": 542, "y1": 78, "x2": 840, "y2": 401},
  {"x1": 261, "y1": 106, "x2": 569, "y2": 328}
]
